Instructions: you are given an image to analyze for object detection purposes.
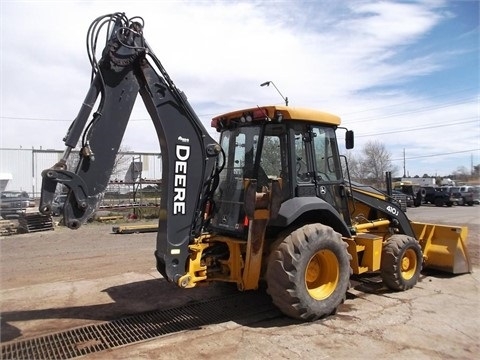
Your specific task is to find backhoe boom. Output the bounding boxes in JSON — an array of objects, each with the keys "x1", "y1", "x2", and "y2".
[{"x1": 39, "y1": 13, "x2": 221, "y2": 283}]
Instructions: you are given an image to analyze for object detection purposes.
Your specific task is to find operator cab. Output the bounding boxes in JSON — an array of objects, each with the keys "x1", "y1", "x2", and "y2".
[{"x1": 209, "y1": 106, "x2": 353, "y2": 238}]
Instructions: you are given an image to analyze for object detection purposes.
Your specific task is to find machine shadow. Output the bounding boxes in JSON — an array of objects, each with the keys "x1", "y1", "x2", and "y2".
[
  {"x1": 1, "y1": 278, "x2": 294, "y2": 343},
  {"x1": 1, "y1": 278, "x2": 230, "y2": 342},
  {"x1": 4, "y1": 270, "x2": 454, "y2": 343},
  {"x1": 349, "y1": 268, "x2": 462, "y2": 297}
]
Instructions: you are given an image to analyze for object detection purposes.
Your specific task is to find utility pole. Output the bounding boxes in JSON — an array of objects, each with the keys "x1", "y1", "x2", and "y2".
[
  {"x1": 403, "y1": 148, "x2": 406, "y2": 178},
  {"x1": 471, "y1": 153, "x2": 474, "y2": 176}
]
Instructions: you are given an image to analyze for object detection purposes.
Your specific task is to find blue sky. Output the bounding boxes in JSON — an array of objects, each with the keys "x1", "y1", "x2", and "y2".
[{"x1": 1, "y1": 0, "x2": 479, "y2": 178}]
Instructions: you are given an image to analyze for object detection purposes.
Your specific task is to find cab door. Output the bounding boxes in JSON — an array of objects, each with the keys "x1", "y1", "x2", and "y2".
[
  {"x1": 310, "y1": 126, "x2": 351, "y2": 223},
  {"x1": 294, "y1": 124, "x2": 350, "y2": 224}
]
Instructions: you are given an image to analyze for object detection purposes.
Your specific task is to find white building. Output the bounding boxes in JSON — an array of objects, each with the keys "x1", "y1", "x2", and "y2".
[
  {"x1": 401, "y1": 177, "x2": 436, "y2": 186},
  {"x1": 0, "y1": 148, "x2": 162, "y2": 198}
]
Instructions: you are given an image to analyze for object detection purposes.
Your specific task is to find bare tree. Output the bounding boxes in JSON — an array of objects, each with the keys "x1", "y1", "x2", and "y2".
[
  {"x1": 345, "y1": 140, "x2": 397, "y2": 188},
  {"x1": 112, "y1": 147, "x2": 134, "y2": 181},
  {"x1": 260, "y1": 136, "x2": 281, "y2": 176},
  {"x1": 452, "y1": 166, "x2": 470, "y2": 183},
  {"x1": 342, "y1": 151, "x2": 360, "y2": 182},
  {"x1": 360, "y1": 140, "x2": 397, "y2": 187},
  {"x1": 474, "y1": 164, "x2": 480, "y2": 177}
]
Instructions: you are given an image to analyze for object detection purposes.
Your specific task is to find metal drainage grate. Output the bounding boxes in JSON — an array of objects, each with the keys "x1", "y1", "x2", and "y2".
[{"x1": 1, "y1": 291, "x2": 280, "y2": 359}]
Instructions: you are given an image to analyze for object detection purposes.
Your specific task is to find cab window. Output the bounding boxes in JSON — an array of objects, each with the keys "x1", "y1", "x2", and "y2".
[{"x1": 312, "y1": 127, "x2": 341, "y2": 181}]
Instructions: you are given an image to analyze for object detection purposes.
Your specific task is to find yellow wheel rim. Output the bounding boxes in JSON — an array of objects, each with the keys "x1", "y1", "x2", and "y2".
[
  {"x1": 401, "y1": 248, "x2": 417, "y2": 280},
  {"x1": 305, "y1": 249, "x2": 339, "y2": 300}
]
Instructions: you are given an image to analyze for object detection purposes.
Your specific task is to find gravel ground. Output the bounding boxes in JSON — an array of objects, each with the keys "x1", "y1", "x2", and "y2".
[{"x1": 1, "y1": 205, "x2": 479, "y2": 359}]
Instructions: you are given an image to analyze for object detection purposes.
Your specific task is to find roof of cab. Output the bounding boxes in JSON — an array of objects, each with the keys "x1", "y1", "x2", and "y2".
[{"x1": 211, "y1": 105, "x2": 341, "y2": 127}]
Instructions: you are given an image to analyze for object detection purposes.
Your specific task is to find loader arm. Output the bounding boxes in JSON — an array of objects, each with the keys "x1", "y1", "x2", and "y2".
[
  {"x1": 349, "y1": 183, "x2": 416, "y2": 237},
  {"x1": 39, "y1": 13, "x2": 221, "y2": 283},
  {"x1": 348, "y1": 182, "x2": 471, "y2": 274}
]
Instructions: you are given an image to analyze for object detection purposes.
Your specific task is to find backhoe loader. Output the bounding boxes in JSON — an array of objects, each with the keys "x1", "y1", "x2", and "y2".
[{"x1": 39, "y1": 13, "x2": 471, "y2": 321}]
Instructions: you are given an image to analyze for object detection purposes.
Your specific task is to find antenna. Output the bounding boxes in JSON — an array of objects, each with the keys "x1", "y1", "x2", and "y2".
[{"x1": 260, "y1": 81, "x2": 288, "y2": 106}]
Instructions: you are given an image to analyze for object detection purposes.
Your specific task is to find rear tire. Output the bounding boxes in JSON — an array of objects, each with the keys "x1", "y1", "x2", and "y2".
[
  {"x1": 381, "y1": 235, "x2": 422, "y2": 291},
  {"x1": 266, "y1": 224, "x2": 351, "y2": 321}
]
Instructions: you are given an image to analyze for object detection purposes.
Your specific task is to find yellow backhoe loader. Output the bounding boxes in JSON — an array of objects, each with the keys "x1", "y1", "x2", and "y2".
[{"x1": 40, "y1": 12, "x2": 471, "y2": 321}]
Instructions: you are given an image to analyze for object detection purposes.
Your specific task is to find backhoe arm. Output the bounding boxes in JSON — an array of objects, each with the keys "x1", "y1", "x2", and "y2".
[{"x1": 39, "y1": 13, "x2": 221, "y2": 283}]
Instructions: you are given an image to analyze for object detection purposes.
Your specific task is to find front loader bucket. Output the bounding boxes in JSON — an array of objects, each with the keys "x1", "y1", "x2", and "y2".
[{"x1": 411, "y1": 222, "x2": 472, "y2": 274}]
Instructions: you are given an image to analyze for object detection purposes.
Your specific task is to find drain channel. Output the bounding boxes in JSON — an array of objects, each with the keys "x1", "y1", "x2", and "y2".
[{"x1": 1, "y1": 291, "x2": 281, "y2": 359}]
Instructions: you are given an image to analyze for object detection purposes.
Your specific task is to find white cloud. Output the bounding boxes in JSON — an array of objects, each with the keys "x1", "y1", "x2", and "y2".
[
  {"x1": 346, "y1": 1, "x2": 443, "y2": 44},
  {"x1": 0, "y1": 0, "x2": 478, "y2": 177}
]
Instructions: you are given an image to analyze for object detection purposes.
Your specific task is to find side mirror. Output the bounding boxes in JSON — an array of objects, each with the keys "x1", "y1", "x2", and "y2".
[{"x1": 345, "y1": 130, "x2": 354, "y2": 149}]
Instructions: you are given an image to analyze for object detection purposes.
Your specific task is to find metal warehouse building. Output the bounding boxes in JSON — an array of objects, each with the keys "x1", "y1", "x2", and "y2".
[{"x1": 0, "y1": 148, "x2": 162, "y2": 197}]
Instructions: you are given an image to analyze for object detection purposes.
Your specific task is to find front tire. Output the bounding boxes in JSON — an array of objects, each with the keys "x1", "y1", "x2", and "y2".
[
  {"x1": 381, "y1": 235, "x2": 422, "y2": 291},
  {"x1": 266, "y1": 224, "x2": 351, "y2": 321}
]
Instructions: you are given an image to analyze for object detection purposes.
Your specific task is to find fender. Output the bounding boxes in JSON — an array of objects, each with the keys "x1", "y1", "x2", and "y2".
[{"x1": 269, "y1": 197, "x2": 352, "y2": 237}]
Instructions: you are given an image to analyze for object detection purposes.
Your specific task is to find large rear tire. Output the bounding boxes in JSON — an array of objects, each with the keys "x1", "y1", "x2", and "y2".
[
  {"x1": 381, "y1": 235, "x2": 422, "y2": 291},
  {"x1": 266, "y1": 224, "x2": 351, "y2": 321}
]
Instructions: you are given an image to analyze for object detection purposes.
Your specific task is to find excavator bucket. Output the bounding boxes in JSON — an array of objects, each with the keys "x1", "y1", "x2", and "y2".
[{"x1": 411, "y1": 222, "x2": 472, "y2": 274}]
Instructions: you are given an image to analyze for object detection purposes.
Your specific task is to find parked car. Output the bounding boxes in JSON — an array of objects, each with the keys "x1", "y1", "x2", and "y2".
[
  {"x1": 436, "y1": 186, "x2": 463, "y2": 207},
  {"x1": 421, "y1": 186, "x2": 439, "y2": 204},
  {"x1": 473, "y1": 186, "x2": 480, "y2": 205},
  {"x1": 52, "y1": 194, "x2": 68, "y2": 216},
  {"x1": 0, "y1": 190, "x2": 30, "y2": 219},
  {"x1": 458, "y1": 185, "x2": 475, "y2": 206}
]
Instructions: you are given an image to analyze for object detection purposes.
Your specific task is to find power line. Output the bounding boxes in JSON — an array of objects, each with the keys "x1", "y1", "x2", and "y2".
[
  {"x1": 1, "y1": 116, "x2": 71, "y2": 122},
  {"x1": 340, "y1": 87, "x2": 477, "y2": 116},
  {"x1": 0, "y1": 116, "x2": 154, "y2": 122},
  {"x1": 344, "y1": 97, "x2": 477, "y2": 124},
  {"x1": 0, "y1": 113, "x2": 218, "y2": 122},
  {"x1": 3, "y1": 92, "x2": 477, "y2": 125},
  {"x1": 356, "y1": 117, "x2": 479, "y2": 137},
  {"x1": 2, "y1": 92, "x2": 477, "y2": 124},
  {"x1": 391, "y1": 148, "x2": 480, "y2": 161}
]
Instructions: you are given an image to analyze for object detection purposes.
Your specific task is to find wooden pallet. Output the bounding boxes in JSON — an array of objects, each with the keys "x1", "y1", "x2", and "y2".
[
  {"x1": 112, "y1": 224, "x2": 158, "y2": 234},
  {"x1": 17, "y1": 212, "x2": 54, "y2": 233},
  {"x1": 0, "y1": 220, "x2": 17, "y2": 236}
]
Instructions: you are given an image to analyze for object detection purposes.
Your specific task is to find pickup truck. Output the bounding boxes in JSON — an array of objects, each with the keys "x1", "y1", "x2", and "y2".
[
  {"x1": 0, "y1": 191, "x2": 30, "y2": 219},
  {"x1": 459, "y1": 185, "x2": 475, "y2": 206},
  {"x1": 435, "y1": 186, "x2": 463, "y2": 207}
]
